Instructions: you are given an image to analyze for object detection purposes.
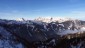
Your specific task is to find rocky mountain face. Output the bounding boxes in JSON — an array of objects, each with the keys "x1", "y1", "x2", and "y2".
[{"x1": 0, "y1": 18, "x2": 85, "y2": 48}]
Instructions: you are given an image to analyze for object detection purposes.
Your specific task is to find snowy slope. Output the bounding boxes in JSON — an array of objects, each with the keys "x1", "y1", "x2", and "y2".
[{"x1": 0, "y1": 26, "x2": 24, "y2": 48}]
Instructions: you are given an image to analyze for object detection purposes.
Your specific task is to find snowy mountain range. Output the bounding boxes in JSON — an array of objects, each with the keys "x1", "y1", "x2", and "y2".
[
  {"x1": 35, "y1": 17, "x2": 77, "y2": 23},
  {"x1": 0, "y1": 18, "x2": 85, "y2": 48}
]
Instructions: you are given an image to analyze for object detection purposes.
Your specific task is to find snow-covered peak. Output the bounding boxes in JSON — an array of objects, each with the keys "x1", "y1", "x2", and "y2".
[
  {"x1": 16, "y1": 18, "x2": 26, "y2": 21},
  {"x1": 35, "y1": 17, "x2": 76, "y2": 23}
]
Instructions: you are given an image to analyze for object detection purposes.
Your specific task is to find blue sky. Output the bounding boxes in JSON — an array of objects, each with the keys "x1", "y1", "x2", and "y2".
[{"x1": 0, "y1": 0, "x2": 85, "y2": 20}]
